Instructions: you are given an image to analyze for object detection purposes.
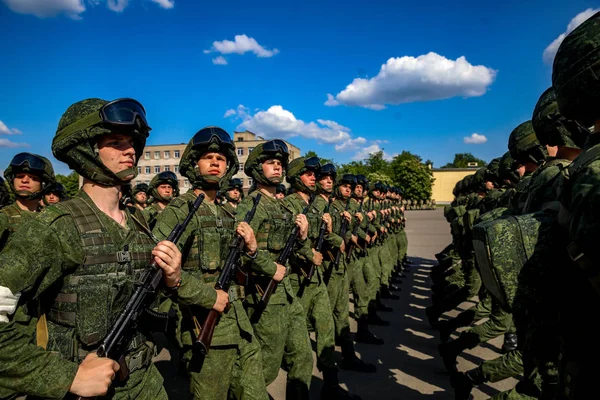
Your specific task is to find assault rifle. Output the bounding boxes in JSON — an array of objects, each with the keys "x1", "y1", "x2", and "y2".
[
  {"x1": 345, "y1": 199, "x2": 363, "y2": 263},
  {"x1": 260, "y1": 194, "x2": 316, "y2": 306},
  {"x1": 324, "y1": 198, "x2": 351, "y2": 284},
  {"x1": 77, "y1": 193, "x2": 205, "y2": 400},
  {"x1": 195, "y1": 193, "x2": 262, "y2": 355}
]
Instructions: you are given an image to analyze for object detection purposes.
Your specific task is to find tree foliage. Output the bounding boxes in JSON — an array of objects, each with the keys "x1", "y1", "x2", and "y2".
[
  {"x1": 55, "y1": 172, "x2": 80, "y2": 197},
  {"x1": 442, "y1": 153, "x2": 487, "y2": 168},
  {"x1": 304, "y1": 150, "x2": 333, "y2": 166}
]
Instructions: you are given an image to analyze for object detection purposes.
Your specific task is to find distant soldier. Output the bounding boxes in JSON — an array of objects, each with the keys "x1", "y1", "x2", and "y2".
[
  {"x1": 221, "y1": 178, "x2": 243, "y2": 215},
  {"x1": 144, "y1": 171, "x2": 179, "y2": 229},
  {"x1": 132, "y1": 182, "x2": 149, "y2": 210},
  {"x1": 41, "y1": 181, "x2": 67, "y2": 207},
  {"x1": 0, "y1": 177, "x2": 10, "y2": 210}
]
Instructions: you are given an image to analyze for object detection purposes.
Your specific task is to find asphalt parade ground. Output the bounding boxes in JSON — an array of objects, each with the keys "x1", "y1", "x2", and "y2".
[{"x1": 154, "y1": 208, "x2": 517, "y2": 399}]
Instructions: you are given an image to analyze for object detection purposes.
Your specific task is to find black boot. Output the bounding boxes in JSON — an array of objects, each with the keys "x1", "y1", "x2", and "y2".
[
  {"x1": 451, "y1": 367, "x2": 484, "y2": 400},
  {"x1": 355, "y1": 316, "x2": 384, "y2": 345},
  {"x1": 321, "y1": 367, "x2": 361, "y2": 399},
  {"x1": 339, "y1": 339, "x2": 377, "y2": 373},
  {"x1": 368, "y1": 302, "x2": 390, "y2": 326},
  {"x1": 425, "y1": 305, "x2": 441, "y2": 328},
  {"x1": 501, "y1": 333, "x2": 518, "y2": 353},
  {"x1": 437, "y1": 332, "x2": 480, "y2": 374},
  {"x1": 381, "y1": 285, "x2": 400, "y2": 300},
  {"x1": 376, "y1": 293, "x2": 393, "y2": 312},
  {"x1": 436, "y1": 319, "x2": 454, "y2": 343},
  {"x1": 286, "y1": 379, "x2": 309, "y2": 400}
]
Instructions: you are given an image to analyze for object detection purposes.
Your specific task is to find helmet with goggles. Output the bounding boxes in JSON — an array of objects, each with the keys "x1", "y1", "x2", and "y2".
[
  {"x1": 286, "y1": 156, "x2": 321, "y2": 193},
  {"x1": 244, "y1": 139, "x2": 290, "y2": 186},
  {"x1": 4, "y1": 152, "x2": 55, "y2": 200},
  {"x1": 149, "y1": 171, "x2": 179, "y2": 202}
]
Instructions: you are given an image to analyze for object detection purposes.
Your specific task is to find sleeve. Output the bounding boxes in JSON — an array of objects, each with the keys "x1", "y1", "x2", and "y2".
[
  {"x1": 568, "y1": 165, "x2": 600, "y2": 263},
  {"x1": 0, "y1": 213, "x2": 11, "y2": 251}
]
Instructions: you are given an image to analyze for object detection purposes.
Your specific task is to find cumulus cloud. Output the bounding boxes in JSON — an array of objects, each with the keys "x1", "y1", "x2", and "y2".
[
  {"x1": 107, "y1": 0, "x2": 128, "y2": 12},
  {"x1": 0, "y1": 120, "x2": 22, "y2": 135},
  {"x1": 204, "y1": 34, "x2": 279, "y2": 65},
  {"x1": 325, "y1": 52, "x2": 497, "y2": 110},
  {"x1": 543, "y1": 8, "x2": 600, "y2": 65},
  {"x1": 212, "y1": 56, "x2": 228, "y2": 65},
  {"x1": 335, "y1": 137, "x2": 367, "y2": 152},
  {"x1": 150, "y1": 0, "x2": 174, "y2": 9},
  {"x1": 226, "y1": 104, "x2": 352, "y2": 144},
  {"x1": 463, "y1": 133, "x2": 488, "y2": 144},
  {"x1": 352, "y1": 144, "x2": 393, "y2": 161},
  {"x1": 0, "y1": 138, "x2": 29, "y2": 148},
  {"x1": 2, "y1": 0, "x2": 86, "y2": 19}
]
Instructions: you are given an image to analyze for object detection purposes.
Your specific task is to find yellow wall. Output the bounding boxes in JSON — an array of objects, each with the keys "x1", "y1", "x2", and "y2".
[{"x1": 431, "y1": 169, "x2": 479, "y2": 203}]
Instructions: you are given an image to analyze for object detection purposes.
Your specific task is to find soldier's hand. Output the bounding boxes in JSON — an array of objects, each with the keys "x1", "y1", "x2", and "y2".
[
  {"x1": 342, "y1": 211, "x2": 352, "y2": 223},
  {"x1": 153, "y1": 241, "x2": 182, "y2": 288},
  {"x1": 69, "y1": 353, "x2": 119, "y2": 397},
  {"x1": 237, "y1": 222, "x2": 257, "y2": 254},
  {"x1": 322, "y1": 213, "x2": 333, "y2": 234},
  {"x1": 312, "y1": 250, "x2": 323, "y2": 266},
  {"x1": 355, "y1": 212, "x2": 364, "y2": 223},
  {"x1": 273, "y1": 263, "x2": 287, "y2": 282},
  {"x1": 365, "y1": 234, "x2": 371, "y2": 243},
  {"x1": 213, "y1": 289, "x2": 229, "y2": 312},
  {"x1": 372, "y1": 232, "x2": 378, "y2": 242},
  {"x1": 296, "y1": 214, "x2": 309, "y2": 240},
  {"x1": 351, "y1": 235, "x2": 358, "y2": 245},
  {"x1": 339, "y1": 241, "x2": 346, "y2": 253},
  {"x1": 368, "y1": 211, "x2": 375, "y2": 221}
]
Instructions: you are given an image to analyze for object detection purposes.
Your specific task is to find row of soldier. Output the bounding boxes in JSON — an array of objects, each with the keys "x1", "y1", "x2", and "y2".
[
  {"x1": 0, "y1": 100, "x2": 409, "y2": 399},
  {"x1": 426, "y1": 12, "x2": 600, "y2": 400}
]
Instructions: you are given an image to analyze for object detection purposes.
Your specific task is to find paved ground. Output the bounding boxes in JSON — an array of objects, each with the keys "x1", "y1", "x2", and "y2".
[{"x1": 155, "y1": 208, "x2": 518, "y2": 399}]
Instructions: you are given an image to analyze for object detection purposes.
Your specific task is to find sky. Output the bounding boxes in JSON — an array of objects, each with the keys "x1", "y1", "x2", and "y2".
[{"x1": 0, "y1": 0, "x2": 598, "y2": 175}]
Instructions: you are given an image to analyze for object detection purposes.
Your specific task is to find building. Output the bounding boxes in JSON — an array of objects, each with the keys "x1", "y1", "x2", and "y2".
[
  {"x1": 131, "y1": 130, "x2": 301, "y2": 192},
  {"x1": 431, "y1": 168, "x2": 480, "y2": 204}
]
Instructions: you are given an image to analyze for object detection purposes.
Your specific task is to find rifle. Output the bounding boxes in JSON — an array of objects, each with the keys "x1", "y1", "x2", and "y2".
[
  {"x1": 324, "y1": 198, "x2": 351, "y2": 284},
  {"x1": 195, "y1": 193, "x2": 262, "y2": 356},
  {"x1": 345, "y1": 198, "x2": 363, "y2": 263},
  {"x1": 260, "y1": 194, "x2": 316, "y2": 306},
  {"x1": 76, "y1": 193, "x2": 204, "y2": 400}
]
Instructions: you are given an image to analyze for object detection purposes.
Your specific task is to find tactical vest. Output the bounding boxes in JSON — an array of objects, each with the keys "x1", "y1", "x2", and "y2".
[
  {"x1": 43, "y1": 197, "x2": 156, "y2": 366},
  {"x1": 252, "y1": 192, "x2": 293, "y2": 254}
]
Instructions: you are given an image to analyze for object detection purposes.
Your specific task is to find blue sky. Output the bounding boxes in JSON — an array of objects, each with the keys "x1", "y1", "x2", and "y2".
[{"x1": 0, "y1": 0, "x2": 598, "y2": 175}]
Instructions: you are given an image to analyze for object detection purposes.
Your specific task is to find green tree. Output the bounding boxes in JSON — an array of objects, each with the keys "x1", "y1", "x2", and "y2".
[
  {"x1": 365, "y1": 151, "x2": 391, "y2": 176},
  {"x1": 56, "y1": 172, "x2": 80, "y2": 197},
  {"x1": 390, "y1": 158, "x2": 434, "y2": 201},
  {"x1": 337, "y1": 160, "x2": 369, "y2": 176},
  {"x1": 442, "y1": 153, "x2": 487, "y2": 168},
  {"x1": 367, "y1": 172, "x2": 393, "y2": 185},
  {"x1": 303, "y1": 150, "x2": 333, "y2": 166}
]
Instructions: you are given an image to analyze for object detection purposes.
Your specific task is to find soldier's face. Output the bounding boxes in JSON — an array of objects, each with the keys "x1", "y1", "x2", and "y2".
[
  {"x1": 339, "y1": 183, "x2": 352, "y2": 197},
  {"x1": 228, "y1": 188, "x2": 241, "y2": 200},
  {"x1": 97, "y1": 134, "x2": 136, "y2": 178},
  {"x1": 14, "y1": 173, "x2": 42, "y2": 194},
  {"x1": 300, "y1": 171, "x2": 316, "y2": 188},
  {"x1": 319, "y1": 175, "x2": 333, "y2": 191},
  {"x1": 354, "y1": 185, "x2": 364, "y2": 197},
  {"x1": 135, "y1": 192, "x2": 147, "y2": 203},
  {"x1": 157, "y1": 184, "x2": 173, "y2": 199},
  {"x1": 44, "y1": 192, "x2": 60, "y2": 204},
  {"x1": 262, "y1": 159, "x2": 283, "y2": 180},
  {"x1": 197, "y1": 152, "x2": 227, "y2": 178}
]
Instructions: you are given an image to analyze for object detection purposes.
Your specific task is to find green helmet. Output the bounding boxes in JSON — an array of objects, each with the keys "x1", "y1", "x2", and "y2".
[
  {"x1": 532, "y1": 87, "x2": 589, "y2": 149},
  {"x1": 507, "y1": 121, "x2": 548, "y2": 165},
  {"x1": 472, "y1": 168, "x2": 487, "y2": 192},
  {"x1": 552, "y1": 11, "x2": 600, "y2": 128},
  {"x1": 52, "y1": 98, "x2": 150, "y2": 187},
  {"x1": 179, "y1": 126, "x2": 238, "y2": 190},
  {"x1": 4, "y1": 152, "x2": 55, "y2": 200},
  {"x1": 316, "y1": 163, "x2": 337, "y2": 194},
  {"x1": 244, "y1": 139, "x2": 290, "y2": 187},
  {"x1": 286, "y1": 156, "x2": 321, "y2": 193},
  {"x1": 335, "y1": 174, "x2": 357, "y2": 199},
  {"x1": 484, "y1": 157, "x2": 501, "y2": 185},
  {"x1": 132, "y1": 183, "x2": 149, "y2": 205},
  {"x1": 223, "y1": 178, "x2": 244, "y2": 203},
  {"x1": 0, "y1": 176, "x2": 9, "y2": 208},
  {"x1": 499, "y1": 151, "x2": 519, "y2": 185},
  {"x1": 149, "y1": 171, "x2": 179, "y2": 202}
]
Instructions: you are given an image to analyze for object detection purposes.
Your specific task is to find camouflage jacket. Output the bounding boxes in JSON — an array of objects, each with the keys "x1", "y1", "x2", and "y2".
[{"x1": 0, "y1": 202, "x2": 37, "y2": 251}]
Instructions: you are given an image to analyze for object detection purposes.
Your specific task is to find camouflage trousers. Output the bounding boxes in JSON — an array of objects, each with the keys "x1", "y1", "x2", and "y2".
[
  {"x1": 450, "y1": 289, "x2": 492, "y2": 329},
  {"x1": 397, "y1": 229, "x2": 408, "y2": 264},
  {"x1": 361, "y1": 250, "x2": 379, "y2": 302},
  {"x1": 325, "y1": 267, "x2": 351, "y2": 339},
  {"x1": 289, "y1": 272, "x2": 337, "y2": 371},
  {"x1": 111, "y1": 363, "x2": 167, "y2": 400},
  {"x1": 348, "y1": 254, "x2": 370, "y2": 319},
  {"x1": 480, "y1": 350, "x2": 524, "y2": 383},
  {"x1": 470, "y1": 300, "x2": 515, "y2": 343},
  {"x1": 245, "y1": 293, "x2": 313, "y2": 388},
  {"x1": 183, "y1": 339, "x2": 268, "y2": 400}
]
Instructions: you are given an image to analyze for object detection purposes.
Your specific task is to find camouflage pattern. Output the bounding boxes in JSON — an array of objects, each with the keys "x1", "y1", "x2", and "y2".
[
  {"x1": 0, "y1": 203, "x2": 37, "y2": 251},
  {"x1": 4, "y1": 153, "x2": 55, "y2": 200},
  {"x1": 153, "y1": 190, "x2": 268, "y2": 400},
  {"x1": 0, "y1": 177, "x2": 9, "y2": 209},
  {"x1": 143, "y1": 202, "x2": 163, "y2": 229}
]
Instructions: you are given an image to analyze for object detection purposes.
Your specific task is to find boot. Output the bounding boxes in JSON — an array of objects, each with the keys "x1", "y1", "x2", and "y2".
[
  {"x1": 368, "y1": 302, "x2": 390, "y2": 326},
  {"x1": 437, "y1": 332, "x2": 480, "y2": 374},
  {"x1": 425, "y1": 305, "x2": 441, "y2": 328},
  {"x1": 451, "y1": 367, "x2": 485, "y2": 400},
  {"x1": 356, "y1": 316, "x2": 384, "y2": 345},
  {"x1": 381, "y1": 286, "x2": 400, "y2": 300},
  {"x1": 501, "y1": 333, "x2": 518, "y2": 353},
  {"x1": 339, "y1": 339, "x2": 376, "y2": 373},
  {"x1": 321, "y1": 367, "x2": 361, "y2": 399},
  {"x1": 436, "y1": 319, "x2": 454, "y2": 343},
  {"x1": 376, "y1": 293, "x2": 393, "y2": 312},
  {"x1": 286, "y1": 379, "x2": 309, "y2": 400}
]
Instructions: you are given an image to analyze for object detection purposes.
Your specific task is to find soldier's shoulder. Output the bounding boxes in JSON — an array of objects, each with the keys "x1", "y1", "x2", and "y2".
[{"x1": 168, "y1": 191, "x2": 196, "y2": 209}]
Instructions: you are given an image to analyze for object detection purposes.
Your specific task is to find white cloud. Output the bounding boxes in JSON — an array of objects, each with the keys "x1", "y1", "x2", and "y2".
[
  {"x1": 205, "y1": 34, "x2": 279, "y2": 59},
  {"x1": 352, "y1": 144, "x2": 392, "y2": 161},
  {"x1": 224, "y1": 109, "x2": 237, "y2": 118},
  {"x1": 2, "y1": 0, "x2": 86, "y2": 19},
  {"x1": 463, "y1": 133, "x2": 488, "y2": 144},
  {"x1": 335, "y1": 137, "x2": 367, "y2": 152},
  {"x1": 0, "y1": 120, "x2": 22, "y2": 135},
  {"x1": 326, "y1": 52, "x2": 497, "y2": 109},
  {"x1": 0, "y1": 138, "x2": 29, "y2": 148},
  {"x1": 227, "y1": 104, "x2": 352, "y2": 144},
  {"x1": 107, "y1": 0, "x2": 128, "y2": 12},
  {"x1": 150, "y1": 0, "x2": 174, "y2": 9},
  {"x1": 543, "y1": 8, "x2": 600, "y2": 64},
  {"x1": 212, "y1": 56, "x2": 228, "y2": 65}
]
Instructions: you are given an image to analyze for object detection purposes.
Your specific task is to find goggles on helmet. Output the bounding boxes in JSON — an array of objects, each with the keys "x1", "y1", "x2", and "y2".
[
  {"x1": 192, "y1": 127, "x2": 234, "y2": 149},
  {"x1": 57, "y1": 98, "x2": 151, "y2": 137},
  {"x1": 340, "y1": 174, "x2": 357, "y2": 186},
  {"x1": 319, "y1": 163, "x2": 337, "y2": 179},
  {"x1": 158, "y1": 171, "x2": 178, "y2": 181},
  {"x1": 229, "y1": 178, "x2": 243, "y2": 188},
  {"x1": 262, "y1": 139, "x2": 289, "y2": 156},
  {"x1": 10, "y1": 153, "x2": 47, "y2": 172},
  {"x1": 303, "y1": 156, "x2": 321, "y2": 171}
]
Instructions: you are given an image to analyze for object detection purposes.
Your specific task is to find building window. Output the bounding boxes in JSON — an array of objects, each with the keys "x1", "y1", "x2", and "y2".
[
  {"x1": 238, "y1": 163, "x2": 244, "y2": 171},
  {"x1": 237, "y1": 137, "x2": 244, "y2": 141},
  {"x1": 174, "y1": 165, "x2": 179, "y2": 173},
  {"x1": 248, "y1": 147, "x2": 254, "y2": 153},
  {"x1": 144, "y1": 152, "x2": 150, "y2": 160},
  {"x1": 145, "y1": 166, "x2": 151, "y2": 174},
  {"x1": 137, "y1": 167, "x2": 142, "y2": 175},
  {"x1": 164, "y1": 166, "x2": 170, "y2": 172},
  {"x1": 184, "y1": 179, "x2": 190, "y2": 187},
  {"x1": 164, "y1": 150, "x2": 170, "y2": 159},
  {"x1": 154, "y1": 151, "x2": 160, "y2": 159},
  {"x1": 154, "y1": 166, "x2": 160, "y2": 173},
  {"x1": 174, "y1": 150, "x2": 180, "y2": 158},
  {"x1": 237, "y1": 148, "x2": 244, "y2": 156},
  {"x1": 247, "y1": 178, "x2": 253, "y2": 187}
]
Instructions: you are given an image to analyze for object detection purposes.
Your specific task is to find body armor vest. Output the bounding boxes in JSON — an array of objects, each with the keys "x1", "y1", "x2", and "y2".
[{"x1": 251, "y1": 191, "x2": 293, "y2": 254}]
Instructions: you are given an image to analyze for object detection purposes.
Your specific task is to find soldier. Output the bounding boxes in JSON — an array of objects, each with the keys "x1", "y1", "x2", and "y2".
[
  {"x1": 0, "y1": 97, "x2": 186, "y2": 398},
  {"x1": 132, "y1": 182, "x2": 149, "y2": 210},
  {"x1": 144, "y1": 171, "x2": 179, "y2": 229},
  {"x1": 0, "y1": 152, "x2": 55, "y2": 250},
  {"x1": 275, "y1": 184, "x2": 286, "y2": 200},
  {"x1": 153, "y1": 126, "x2": 268, "y2": 400},
  {"x1": 0, "y1": 177, "x2": 9, "y2": 209},
  {"x1": 236, "y1": 140, "x2": 314, "y2": 399},
  {"x1": 221, "y1": 178, "x2": 244, "y2": 215},
  {"x1": 41, "y1": 181, "x2": 67, "y2": 207}
]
